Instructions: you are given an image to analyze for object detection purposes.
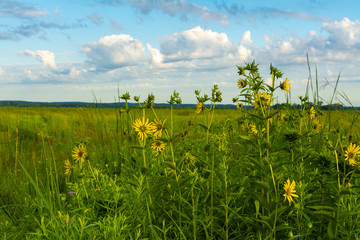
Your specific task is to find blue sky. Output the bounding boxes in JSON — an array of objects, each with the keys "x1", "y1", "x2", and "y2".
[{"x1": 1, "y1": 0, "x2": 360, "y2": 105}]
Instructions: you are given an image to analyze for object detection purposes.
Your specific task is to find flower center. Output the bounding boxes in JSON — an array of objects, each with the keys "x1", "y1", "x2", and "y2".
[{"x1": 140, "y1": 126, "x2": 147, "y2": 132}]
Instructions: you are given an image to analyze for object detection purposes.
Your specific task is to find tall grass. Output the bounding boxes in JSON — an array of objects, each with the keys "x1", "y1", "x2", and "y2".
[{"x1": 1, "y1": 62, "x2": 360, "y2": 239}]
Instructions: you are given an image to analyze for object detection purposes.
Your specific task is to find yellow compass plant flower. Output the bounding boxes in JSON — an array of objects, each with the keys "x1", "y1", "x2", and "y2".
[
  {"x1": 72, "y1": 144, "x2": 86, "y2": 164},
  {"x1": 283, "y1": 179, "x2": 299, "y2": 206},
  {"x1": 345, "y1": 143, "x2": 360, "y2": 166},
  {"x1": 133, "y1": 118, "x2": 156, "y2": 141},
  {"x1": 153, "y1": 119, "x2": 166, "y2": 138}
]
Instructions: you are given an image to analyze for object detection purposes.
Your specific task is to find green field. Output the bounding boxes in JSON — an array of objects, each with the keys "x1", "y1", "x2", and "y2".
[{"x1": 2, "y1": 63, "x2": 360, "y2": 239}]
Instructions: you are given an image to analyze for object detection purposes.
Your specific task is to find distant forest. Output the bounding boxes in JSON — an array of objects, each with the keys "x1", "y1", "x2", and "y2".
[{"x1": 0, "y1": 100, "x2": 357, "y2": 110}]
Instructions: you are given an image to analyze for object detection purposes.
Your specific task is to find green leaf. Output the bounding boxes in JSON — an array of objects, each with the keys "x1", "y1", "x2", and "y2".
[
  {"x1": 129, "y1": 145, "x2": 144, "y2": 149},
  {"x1": 289, "y1": 235, "x2": 303, "y2": 240},
  {"x1": 254, "y1": 200, "x2": 260, "y2": 218},
  {"x1": 254, "y1": 180, "x2": 270, "y2": 190},
  {"x1": 197, "y1": 123, "x2": 209, "y2": 130},
  {"x1": 310, "y1": 210, "x2": 335, "y2": 221},
  {"x1": 275, "y1": 224, "x2": 292, "y2": 232},
  {"x1": 306, "y1": 206, "x2": 335, "y2": 211},
  {"x1": 247, "y1": 112, "x2": 266, "y2": 121},
  {"x1": 238, "y1": 135, "x2": 252, "y2": 141},
  {"x1": 255, "y1": 216, "x2": 272, "y2": 230},
  {"x1": 327, "y1": 221, "x2": 336, "y2": 239},
  {"x1": 338, "y1": 211, "x2": 359, "y2": 221}
]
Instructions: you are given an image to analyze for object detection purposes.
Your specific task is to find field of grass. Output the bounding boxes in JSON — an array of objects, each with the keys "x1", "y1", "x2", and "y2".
[{"x1": 2, "y1": 62, "x2": 360, "y2": 239}]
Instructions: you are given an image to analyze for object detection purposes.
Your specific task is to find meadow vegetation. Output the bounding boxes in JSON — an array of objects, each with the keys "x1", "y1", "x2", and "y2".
[{"x1": 1, "y1": 61, "x2": 360, "y2": 239}]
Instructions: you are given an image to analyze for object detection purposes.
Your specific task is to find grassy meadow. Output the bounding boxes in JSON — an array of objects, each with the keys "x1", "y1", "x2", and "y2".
[{"x1": 2, "y1": 62, "x2": 360, "y2": 239}]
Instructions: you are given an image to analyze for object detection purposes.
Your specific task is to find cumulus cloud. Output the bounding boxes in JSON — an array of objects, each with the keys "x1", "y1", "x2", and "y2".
[
  {"x1": 129, "y1": 0, "x2": 228, "y2": 25},
  {"x1": 82, "y1": 34, "x2": 145, "y2": 70},
  {"x1": 241, "y1": 30, "x2": 253, "y2": 48},
  {"x1": 158, "y1": 26, "x2": 232, "y2": 61},
  {"x1": 155, "y1": 26, "x2": 250, "y2": 63},
  {"x1": 146, "y1": 26, "x2": 252, "y2": 73},
  {"x1": 21, "y1": 50, "x2": 57, "y2": 70},
  {"x1": 147, "y1": 44, "x2": 164, "y2": 65},
  {"x1": 255, "y1": 18, "x2": 360, "y2": 65},
  {"x1": 0, "y1": 1, "x2": 48, "y2": 19},
  {"x1": 322, "y1": 17, "x2": 360, "y2": 48}
]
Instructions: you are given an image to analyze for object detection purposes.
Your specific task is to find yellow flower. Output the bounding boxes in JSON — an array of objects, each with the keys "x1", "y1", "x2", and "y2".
[
  {"x1": 250, "y1": 123, "x2": 258, "y2": 135},
  {"x1": 133, "y1": 118, "x2": 156, "y2": 141},
  {"x1": 261, "y1": 127, "x2": 266, "y2": 134},
  {"x1": 195, "y1": 102, "x2": 204, "y2": 114},
  {"x1": 345, "y1": 143, "x2": 360, "y2": 166},
  {"x1": 151, "y1": 139, "x2": 166, "y2": 156},
  {"x1": 64, "y1": 159, "x2": 71, "y2": 176},
  {"x1": 252, "y1": 92, "x2": 273, "y2": 110},
  {"x1": 280, "y1": 78, "x2": 290, "y2": 93},
  {"x1": 72, "y1": 145, "x2": 86, "y2": 164},
  {"x1": 237, "y1": 78, "x2": 246, "y2": 89},
  {"x1": 153, "y1": 119, "x2": 166, "y2": 138},
  {"x1": 309, "y1": 107, "x2": 315, "y2": 119},
  {"x1": 237, "y1": 103, "x2": 243, "y2": 110},
  {"x1": 283, "y1": 179, "x2": 299, "y2": 206}
]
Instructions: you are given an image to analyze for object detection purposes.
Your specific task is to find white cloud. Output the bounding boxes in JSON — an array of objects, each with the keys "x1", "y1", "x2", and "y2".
[
  {"x1": 0, "y1": 67, "x2": 3, "y2": 76},
  {"x1": 241, "y1": 30, "x2": 253, "y2": 47},
  {"x1": 322, "y1": 17, "x2": 360, "y2": 48},
  {"x1": 255, "y1": 18, "x2": 360, "y2": 65},
  {"x1": 22, "y1": 50, "x2": 57, "y2": 70},
  {"x1": 24, "y1": 69, "x2": 38, "y2": 80},
  {"x1": 147, "y1": 44, "x2": 163, "y2": 65},
  {"x1": 157, "y1": 26, "x2": 249, "y2": 62},
  {"x1": 82, "y1": 34, "x2": 145, "y2": 70},
  {"x1": 145, "y1": 26, "x2": 252, "y2": 75}
]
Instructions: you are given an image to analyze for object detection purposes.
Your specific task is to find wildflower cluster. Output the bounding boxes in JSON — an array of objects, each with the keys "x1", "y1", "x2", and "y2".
[
  {"x1": 233, "y1": 60, "x2": 290, "y2": 111},
  {"x1": 64, "y1": 144, "x2": 87, "y2": 176},
  {"x1": 132, "y1": 117, "x2": 167, "y2": 156}
]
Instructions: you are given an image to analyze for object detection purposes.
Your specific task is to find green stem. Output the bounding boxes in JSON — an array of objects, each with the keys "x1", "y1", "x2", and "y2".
[
  {"x1": 171, "y1": 104, "x2": 174, "y2": 136},
  {"x1": 223, "y1": 156, "x2": 229, "y2": 240},
  {"x1": 192, "y1": 184, "x2": 196, "y2": 240}
]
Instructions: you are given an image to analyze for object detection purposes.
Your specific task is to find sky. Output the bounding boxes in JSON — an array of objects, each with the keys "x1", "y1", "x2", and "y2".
[{"x1": 1, "y1": 0, "x2": 360, "y2": 106}]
